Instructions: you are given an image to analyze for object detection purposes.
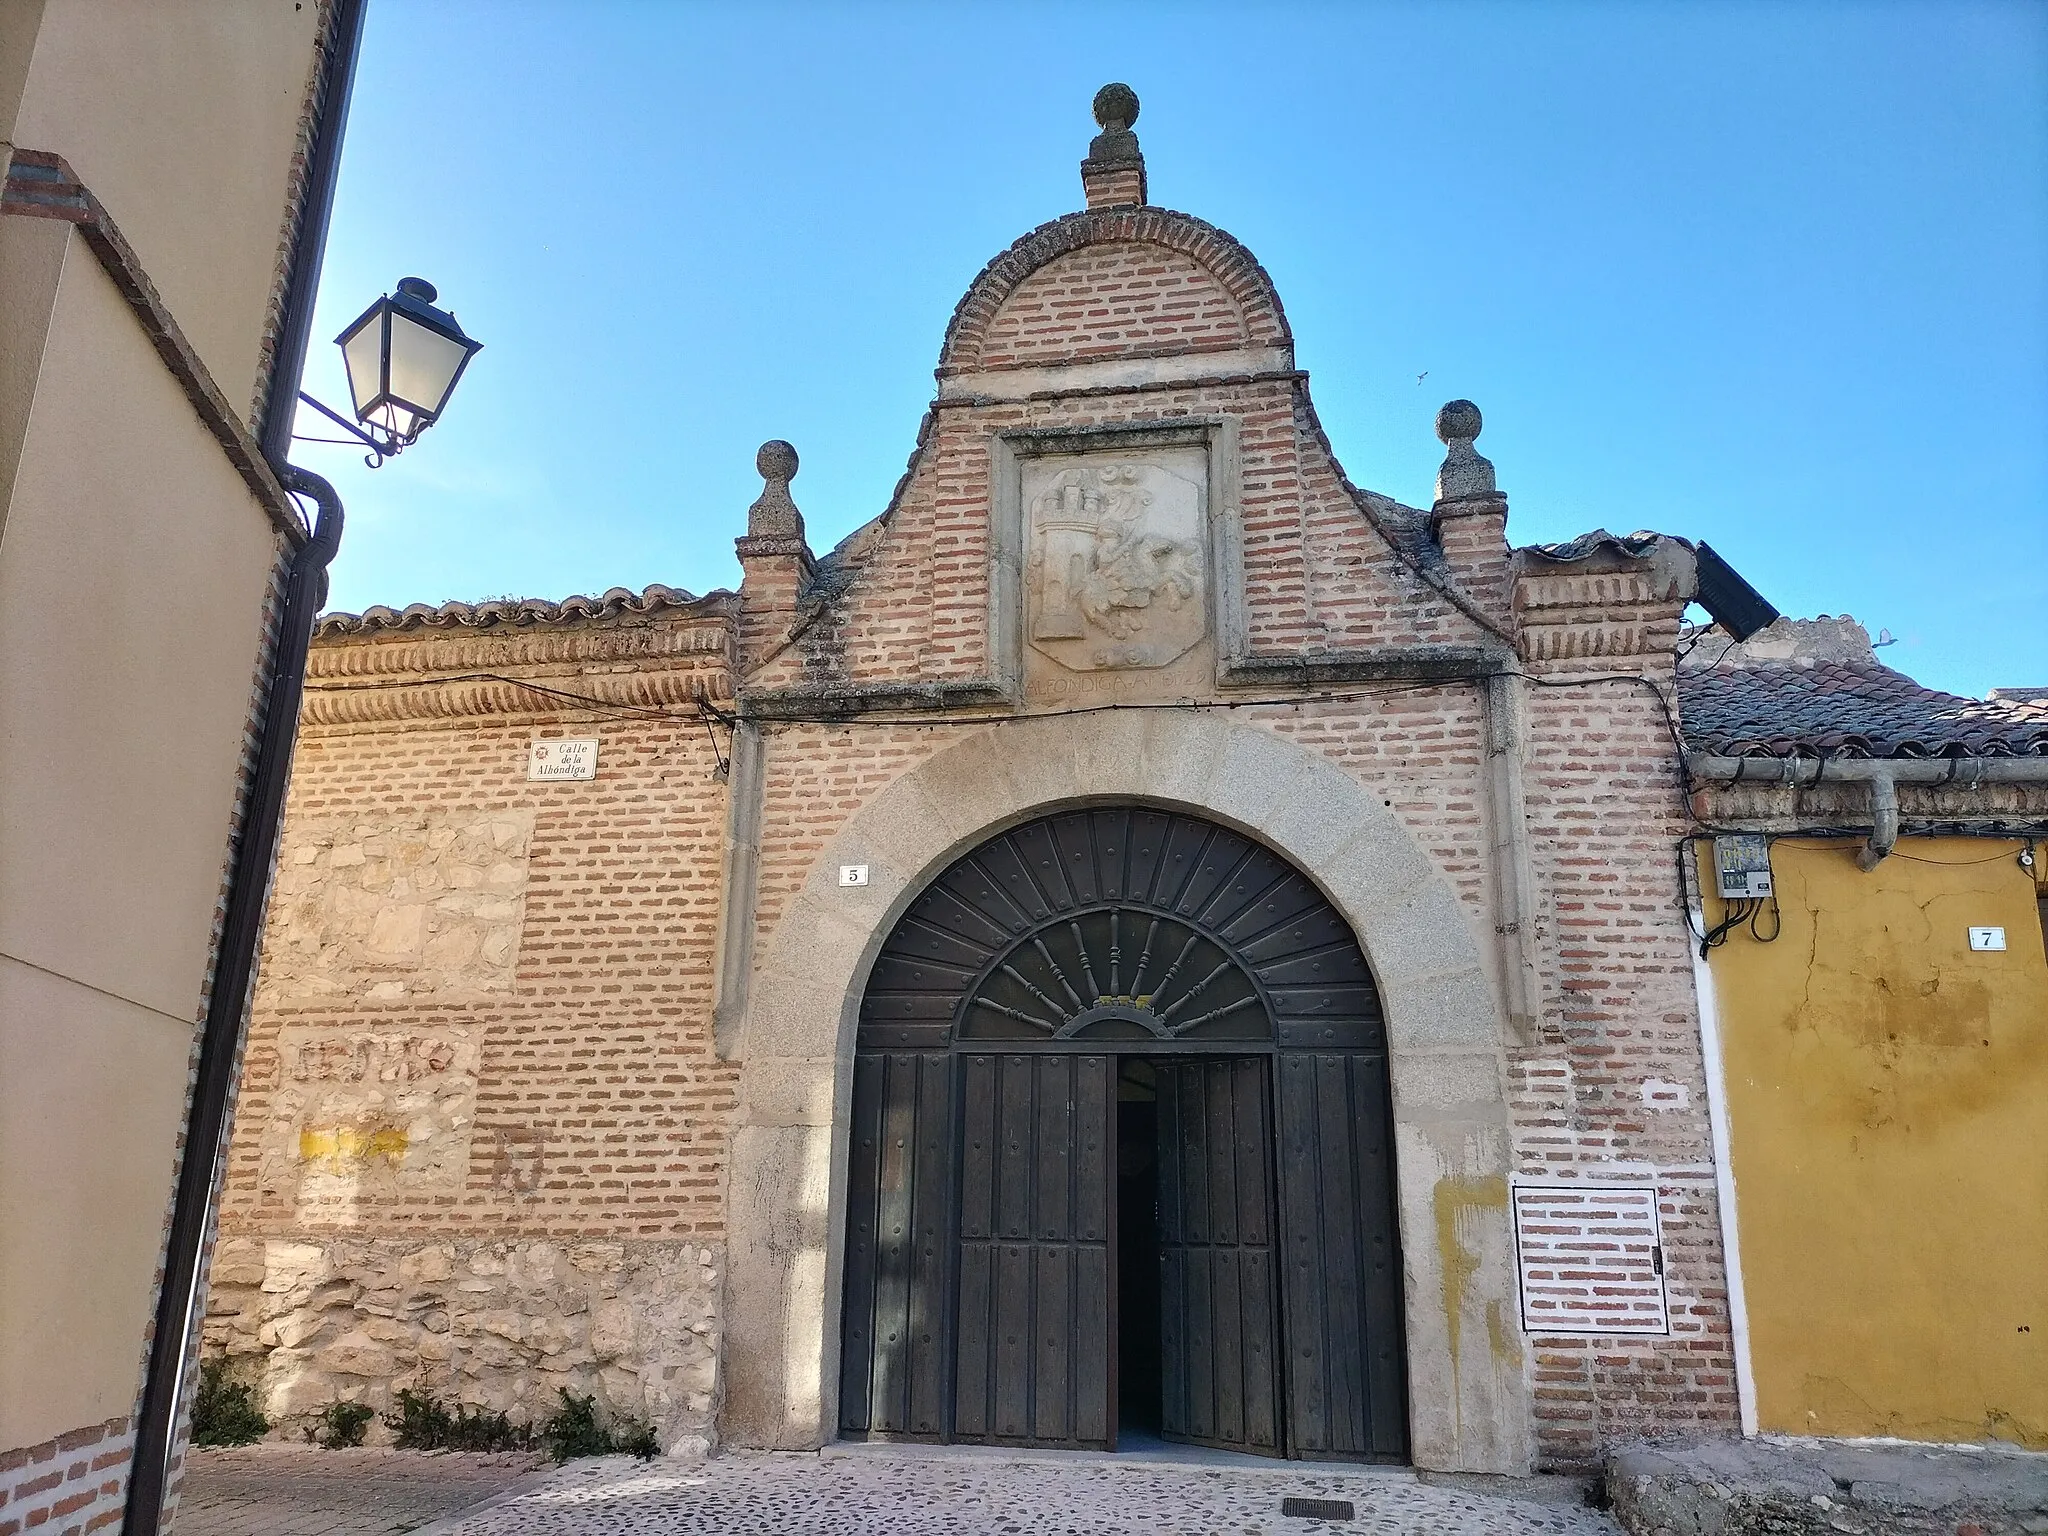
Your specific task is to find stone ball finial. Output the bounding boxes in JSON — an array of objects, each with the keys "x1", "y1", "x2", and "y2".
[
  {"x1": 1435, "y1": 399, "x2": 1482, "y2": 445},
  {"x1": 746, "y1": 440, "x2": 804, "y2": 542},
  {"x1": 1433, "y1": 400, "x2": 1496, "y2": 504},
  {"x1": 1093, "y1": 83, "x2": 1140, "y2": 132},
  {"x1": 756, "y1": 439, "x2": 798, "y2": 484}
]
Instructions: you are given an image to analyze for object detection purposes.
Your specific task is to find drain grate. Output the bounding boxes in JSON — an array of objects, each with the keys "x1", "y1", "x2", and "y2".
[{"x1": 1280, "y1": 1496, "x2": 1356, "y2": 1521}]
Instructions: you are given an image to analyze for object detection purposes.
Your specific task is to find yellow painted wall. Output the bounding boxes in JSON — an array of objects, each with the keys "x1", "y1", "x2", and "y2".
[{"x1": 1705, "y1": 836, "x2": 2048, "y2": 1447}]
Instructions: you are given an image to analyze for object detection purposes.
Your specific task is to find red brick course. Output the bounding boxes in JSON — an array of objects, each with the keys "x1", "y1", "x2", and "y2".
[{"x1": 0, "y1": 1418, "x2": 130, "y2": 1536}]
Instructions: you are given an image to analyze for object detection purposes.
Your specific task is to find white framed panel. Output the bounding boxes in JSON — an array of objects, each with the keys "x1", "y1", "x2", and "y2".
[{"x1": 1511, "y1": 1179, "x2": 1670, "y2": 1336}]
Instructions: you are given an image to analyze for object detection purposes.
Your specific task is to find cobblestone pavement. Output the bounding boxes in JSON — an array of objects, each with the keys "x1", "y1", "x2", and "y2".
[
  {"x1": 176, "y1": 1447, "x2": 547, "y2": 1536},
  {"x1": 420, "y1": 1446, "x2": 1621, "y2": 1536}
]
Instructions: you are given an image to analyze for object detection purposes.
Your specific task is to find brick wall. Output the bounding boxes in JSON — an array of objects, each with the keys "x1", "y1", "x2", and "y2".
[
  {"x1": 209, "y1": 614, "x2": 737, "y2": 1448},
  {"x1": 0, "y1": 1417, "x2": 132, "y2": 1536},
  {"x1": 977, "y1": 244, "x2": 1249, "y2": 367},
  {"x1": 212, "y1": 160, "x2": 1743, "y2": 1470},
  {"x1": 221, "y1": 706, "x2": 734, "y2": 1237},
  {"x1": 1508, "y1": 561, "x2": 1740, "y2": 1464}
]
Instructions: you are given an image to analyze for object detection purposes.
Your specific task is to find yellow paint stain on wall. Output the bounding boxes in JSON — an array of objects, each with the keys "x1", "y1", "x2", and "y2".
[
  {"x1": 1434, "y1": 1171, "x2": 1509, "y2": 1431},
  {"x1": 297, "y1": 1124, "x2": 409, "y2": 1168},
  {"x1": 1705, "y1": 838, "x2": 2048, "y2": 1448},
  {"x1": 1485, "y1": 1299, "x2": 1522, "y2": 1369}
]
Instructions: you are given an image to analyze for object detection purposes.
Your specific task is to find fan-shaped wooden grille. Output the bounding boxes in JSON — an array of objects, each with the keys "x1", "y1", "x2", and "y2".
[{"x1": 857, "y1": 806, "x2": 1384, "y2": 1052}]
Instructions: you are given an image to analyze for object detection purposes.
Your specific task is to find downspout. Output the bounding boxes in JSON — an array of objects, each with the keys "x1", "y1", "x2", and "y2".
[
  {"x1": 1481, "y1": 669, "x2": 1540, "y2": 1043},
  {"x1": 1856, "y1": 769, "x2": 1898, "y2": 872},
  {"x1": 711, "y1": 719, "x2": 765, "y2": 1059},
  {"x1": 124, "y1": 4, "x2": 364, "y2": 1532}
]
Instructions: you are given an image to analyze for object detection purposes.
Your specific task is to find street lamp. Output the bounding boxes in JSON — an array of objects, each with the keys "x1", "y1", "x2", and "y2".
[{"x1": 298, "y1": 276, "x2": 482, "y2": 466}]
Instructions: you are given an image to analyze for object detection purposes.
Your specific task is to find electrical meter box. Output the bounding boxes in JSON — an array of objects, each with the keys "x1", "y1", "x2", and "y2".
[{"x1": 1713, "y1": 834, "x2": 1773, "y2": 899}]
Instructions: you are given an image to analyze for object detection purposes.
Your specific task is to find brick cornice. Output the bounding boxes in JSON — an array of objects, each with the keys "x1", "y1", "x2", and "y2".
[
  {"x1": 1, "y1": 150, "x2": 308, "y2": 545},
  {"x1": 301, "y1": 618, "x2": 734, "y2": 724},
  {"x1": 308, "y1": 616, "x2": 730, "y2": 679}
]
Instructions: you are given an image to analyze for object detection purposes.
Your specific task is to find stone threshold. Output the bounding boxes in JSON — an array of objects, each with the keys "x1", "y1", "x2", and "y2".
[{"x1": 821, "y1": 1436, "x2": 1417, "y2": 1480}]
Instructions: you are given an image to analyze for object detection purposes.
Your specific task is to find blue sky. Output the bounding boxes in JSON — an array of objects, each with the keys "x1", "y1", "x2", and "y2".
[{"x1": 294, "y1": 0, "x2": 2047, "y2": 698}]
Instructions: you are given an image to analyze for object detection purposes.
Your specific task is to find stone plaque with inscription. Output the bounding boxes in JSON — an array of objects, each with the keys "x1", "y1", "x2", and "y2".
[
  {"x1": 1021, "y1": 447, "x2": 1210, "y2": 702},
  {"x1": 256, "y1": 1025, "x2": 480, "y2": 1216}
]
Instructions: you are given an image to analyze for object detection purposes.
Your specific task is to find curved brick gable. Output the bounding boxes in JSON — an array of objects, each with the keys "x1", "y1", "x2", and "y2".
[
  {"x1": 977, "y1": 242, "x2": 1249, "y2": 368},
  {"x1": 938, "y1": 206, "x2": 1292, "y2": 375}
]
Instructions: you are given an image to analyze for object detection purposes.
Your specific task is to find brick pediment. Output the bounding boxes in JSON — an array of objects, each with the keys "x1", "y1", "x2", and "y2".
[
  {"x1": 937, "y1": 207, "x2": 1292, "y2": 377},
  {"x1": 978, "y1": 243, "x2": 1250, "y2": 369}
]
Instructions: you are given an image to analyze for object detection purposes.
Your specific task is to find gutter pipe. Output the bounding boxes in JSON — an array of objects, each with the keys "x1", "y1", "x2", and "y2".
[
  {"x1": 124, "y1": 3, "x2": 364, "y2": 1531},
  {"x1": 1857, "y1": 770, "x2": 1898, "y2": 872},
  {"x1": 1682, "y1": 752, "x2": 2048, "y2": 870}
]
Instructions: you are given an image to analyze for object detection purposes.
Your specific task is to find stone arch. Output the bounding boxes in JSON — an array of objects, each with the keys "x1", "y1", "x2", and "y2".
[
  {"x1": 937, "y1": 207, "x2": 1294, "y2": 375},
  {"x1": 718, "y1": 709, "x2": 1532, "y2": 1474}
]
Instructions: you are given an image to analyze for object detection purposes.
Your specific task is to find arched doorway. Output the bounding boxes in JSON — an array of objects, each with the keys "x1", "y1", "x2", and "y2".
[{"x1": 837, "y1": 805, "x2": 1408, "y2": 1461}]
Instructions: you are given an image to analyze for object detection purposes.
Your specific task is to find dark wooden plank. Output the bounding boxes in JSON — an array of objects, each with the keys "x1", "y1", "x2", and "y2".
[
  {"x1": 1179, "y1": 1063, "x2": 1210, "y2": 1247},
  {"x1": 1075, "y1": 1056, "x2": 1109, "y2": 1243},
  {"x1": 1234, "y1": 1058, "x2": 1270, "y2": 1246},
  {"x1": 1005, "y1": 820, "x2": 1074, "y2": 915},
  {"x1": 1091, "y1": 806, "x2": 1135, "y2": 901},
  {"x1": 1174, "y1": 828, "x2": 1252, "y2": 922},
  {"x1": 1075, "y1": 1054, "x2": 1113, "y2": 1448},
  {"x1": 1049, "y1": 811, "x2": 1101, "y2": 905},
  {"x1": 1213, "y1": 1246, "x2": 1246, "y2": 1447},
  {"x1": 870, "y1": 1053, "x2": 919, "y2": 1431},
  {"x1": 959, "y1": 1055, "x2": 996, "y2": 1241},
  {"x1": 1235, "y1": 1058, "x2": 1281, "y2": 1453},
  {"x1": 996, "y1": 1056, "x2": 1033, "y2": 1240},
  {"x1": 1351, "y1": 1053, "x2": 1408, "y2": 1457},
  {"x1": 1034, "y1": 1245, "x2": 1072, "y2": 1442},
  {"x1": 1035, "y1": 1056, "x2": 1073, "y2": 1242},
  {"x1": 1242, "y1": 1239, "x2": 1281, "y2": 1451},
  {"x1": 1075, "y1": 1242, "x2": 1111, "y2": 1445},
  {"x1": 1276, "y1": 1051, "x2": 1331, "y2": 1454},
  {"x1": 953, "y1": 1241, "x2": 992, "y2": 1440},
  {"x1": 1123, "y1": 809, "x2": 1170, "y2": 905},
  {"x1": 1315, "y1": 1053, "x2": 1367, "y2": 1455},
  {"x1": 908, "y1": 1052, "x2": 951, "y2": 1436},
  {"x1": 993, "y1": 1242, "x2": 1033, "y2": 1439},
  {"x1": 838, "y1": 1053, "x2": 886, "y2": 1433},
  {"x1": 1208, "y1": 1059, "x2": 1238, "y2": 1247},
  {"x1": 1186, "y1": 1242, "x2": 1216, "y2": 1441},
  {"x1": 961, "y1": 839, "x2": 1053, "y2": 929}
]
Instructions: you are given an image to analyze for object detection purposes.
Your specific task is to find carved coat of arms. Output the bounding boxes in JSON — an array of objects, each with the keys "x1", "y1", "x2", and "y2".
[{"x1": 1025, "y1": 458, "x2": 1206, "y2": 671}]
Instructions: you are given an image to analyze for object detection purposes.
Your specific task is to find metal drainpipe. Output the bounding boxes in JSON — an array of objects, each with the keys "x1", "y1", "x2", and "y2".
[
  {"x1": 123, "y1": 474, "x2": 343, "y2": 1536},
  {"x1": 1857, "y1": 769, "x2": 1899, "y2": 871},
  {"x1": 123, "y1": 0, "x2": 364, "y2": 1527}
]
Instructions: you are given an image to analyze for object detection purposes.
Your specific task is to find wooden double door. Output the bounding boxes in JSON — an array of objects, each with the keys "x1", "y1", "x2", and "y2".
[{"x1": 839, "y1": 1048, "x2": 1406, "y2": 1460}]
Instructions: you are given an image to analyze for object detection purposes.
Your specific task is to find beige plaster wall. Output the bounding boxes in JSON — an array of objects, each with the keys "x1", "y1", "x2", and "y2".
[
  {"x1": 0, "y1": 957, "x2": 196, "y2": 1448},
  {"x1": 0, "y1": 233, "x2": 282, "y2": 1449},
  {"x1": 0, "y1": 0, "x2": 48, "y2": 143},
  {"x1": 0, "y1": 216, "x2": 68, "y2": 542},
  {"x1": 9, "y1": 0, "x2": 323, "y2": 420}
]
